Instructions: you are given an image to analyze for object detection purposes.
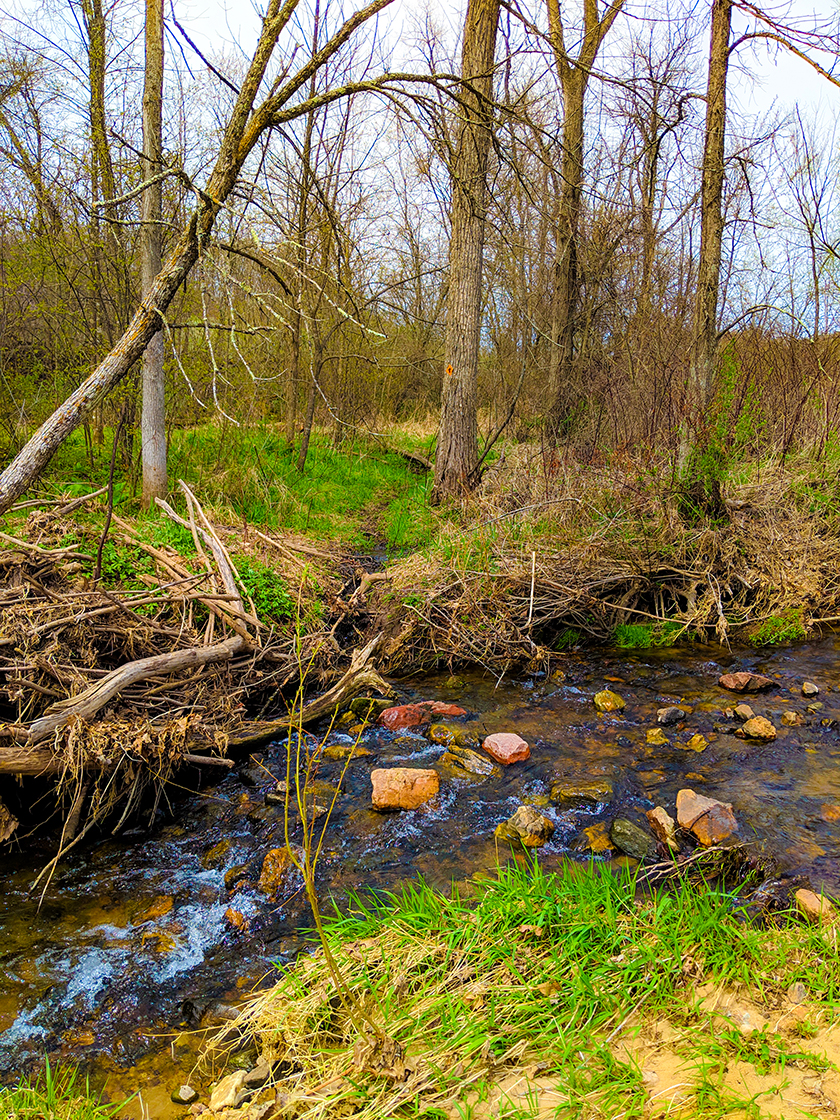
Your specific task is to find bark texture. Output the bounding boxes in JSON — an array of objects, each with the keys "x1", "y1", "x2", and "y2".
[
  {"x1": 432, "y1": 0, "x2": 500, "y2": 502},
  {"x1": 141, "y1": 0, "x2": 167, "y2": 507},
  {"x1": 545, "y1": 0, "x2": 627, "y2": 435}
]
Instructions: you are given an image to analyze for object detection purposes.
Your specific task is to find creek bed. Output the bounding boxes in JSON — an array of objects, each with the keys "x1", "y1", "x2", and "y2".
[{"x1": 2, "y1": 638, "x2": 840, "y2": 1104}]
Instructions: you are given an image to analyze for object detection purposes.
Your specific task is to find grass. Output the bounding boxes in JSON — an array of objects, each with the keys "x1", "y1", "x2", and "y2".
[
  {"x1": 218, "y1": 863, "x2": 840, "y2": 1119},
  {"x1": 0, "y1": 1060, "x2": 130, "y2": 1120},
  {"x1": 40, "y1": 422, "x2": 440, "y2": 551}
]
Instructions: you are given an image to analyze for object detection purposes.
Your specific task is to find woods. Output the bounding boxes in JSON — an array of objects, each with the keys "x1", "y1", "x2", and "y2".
[{"x1": 0, "y1": 0, "x2": 839, "y2": 506}]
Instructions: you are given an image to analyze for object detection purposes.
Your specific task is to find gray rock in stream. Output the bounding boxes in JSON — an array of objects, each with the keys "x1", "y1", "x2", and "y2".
[
  {"x1": 610, "y1": 818, "x2": 653, "y2": 860},
  {"x1": 171, "y1": 1085, "x2": 199, "y2": 1106}
]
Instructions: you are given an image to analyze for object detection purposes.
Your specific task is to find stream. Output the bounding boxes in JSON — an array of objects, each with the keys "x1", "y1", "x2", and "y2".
[{"x1": 2, "y1": 638, "x2": 840, "y2": 1108}]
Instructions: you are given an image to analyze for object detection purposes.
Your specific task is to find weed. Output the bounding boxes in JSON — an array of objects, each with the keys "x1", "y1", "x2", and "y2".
[
  {"x1": 751, "y1": 609, "x2": 807, "y2": 646},
  {"x1": 235, "y1": 556, "x2": 296, "y2": 623},
  {"x1": 0, "y1": 1059, "x2": 130, "y2": 1120},
  {"x1": 614, "y1": 619, "x2": 686, "y2": 648}
]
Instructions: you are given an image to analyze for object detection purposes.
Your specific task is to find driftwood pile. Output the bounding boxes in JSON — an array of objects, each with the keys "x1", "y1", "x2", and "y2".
[{"x1": 0, "y1": 484, "x2": 391, "y2": 861}]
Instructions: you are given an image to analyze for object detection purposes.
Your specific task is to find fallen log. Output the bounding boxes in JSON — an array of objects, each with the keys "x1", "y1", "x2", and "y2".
[{"x1": 27, "y1": 635, "x2": 248, "y2": 744}]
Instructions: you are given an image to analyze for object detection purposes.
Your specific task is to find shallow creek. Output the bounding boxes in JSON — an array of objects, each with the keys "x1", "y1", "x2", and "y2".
[{"x1": 2, "y1": 639, "x2": 840, "y2": 1106}]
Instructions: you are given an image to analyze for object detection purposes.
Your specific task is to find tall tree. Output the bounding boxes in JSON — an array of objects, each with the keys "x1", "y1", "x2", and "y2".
[
  {"x1": 544, "y1": 0, "x2": 627, "y2": 436},
  {"x1": 140, "y1": 0, "x2": 166, "y2": 507},
  {"x1": 432, "y1": 0, "x2": 500, "y2": 502}
]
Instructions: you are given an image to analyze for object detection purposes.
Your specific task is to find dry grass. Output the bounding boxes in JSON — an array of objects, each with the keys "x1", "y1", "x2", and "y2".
[{"x1": 373, "y1": 447, "x2": 840, "y2": 673}]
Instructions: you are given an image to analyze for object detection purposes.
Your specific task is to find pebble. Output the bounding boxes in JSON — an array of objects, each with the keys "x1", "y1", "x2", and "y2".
[
  {"x1": 802, "y1": 681, "x2": 820, "y2": 697},
  {"x1": 171, "y1": 1085, "x2": 199, "y2": 1106},
  {"x1": 594, "y1": 689, "x2": 625, "y2": 713},
  {"x1": 657, "y1": 706, "x2": 686, "y2": 725}
]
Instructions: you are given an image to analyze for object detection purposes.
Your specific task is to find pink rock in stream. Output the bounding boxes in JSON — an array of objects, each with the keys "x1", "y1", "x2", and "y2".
[
  {"x1": 371, "y1": 767, "x2": 440, "y2": 810},
  {"x1": 379, "y1": 701, "x2": 466, "y2": 730},
  {"x1": 482, "y1": 733, "x2": 530, "y2": 765}
]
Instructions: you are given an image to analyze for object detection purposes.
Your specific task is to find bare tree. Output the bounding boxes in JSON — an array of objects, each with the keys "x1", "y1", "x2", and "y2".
[
  {"x1": 432, "y1": 0, "x2": 500, "y2": 502},
  {"x1": 140, "y1": 0, "x2": 166, "y2": 506},
  {"x1": 0, "y1": 0, "x2": 431, "y2": 515}
]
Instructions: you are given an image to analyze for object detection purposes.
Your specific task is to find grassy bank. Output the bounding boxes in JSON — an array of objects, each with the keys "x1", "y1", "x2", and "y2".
[
  {"x1": 0, "y1": 1061, "x2": 127, "y2": 1120},
  {"x1": 215, "y1": 862, "x2": 840, "y2": 1119},
  {"x1": 11, "y1": 420, "x2": 840, "y2": 670}
]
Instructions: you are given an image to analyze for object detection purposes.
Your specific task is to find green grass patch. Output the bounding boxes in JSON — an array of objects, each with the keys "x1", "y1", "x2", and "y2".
[
  {"x1": 221, "y1": 863, "x2": 840, "y2": 1119},
  {"x1": 750, "y1": 608, "x2": 807, "y2": 646},
  {"x1": 0, "y1": 1060, "x2": 129, "y2": 1120},
  {"x1": 38, "y1": 423, "x2": 441, "y2": 550},
  {"x1": 614, "y1": 619, "x2": 686, "y2": 648}
]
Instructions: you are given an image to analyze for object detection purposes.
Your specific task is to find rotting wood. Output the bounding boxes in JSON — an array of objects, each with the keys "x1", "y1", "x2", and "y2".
[{"x1": 27, "y1": 635, "x2": 248, "y2": 744}]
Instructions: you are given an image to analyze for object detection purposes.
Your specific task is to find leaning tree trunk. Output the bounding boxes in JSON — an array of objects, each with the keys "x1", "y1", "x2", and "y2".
[
  {"x1": 140, "y1": 0, "x2": 167, "y2": 507},
  {"x1": 0, "y1": 0, "x2": 399, "y2": 516},
  {"x1": 432, "y1": 0, "x2": 500, "y2": 502}
]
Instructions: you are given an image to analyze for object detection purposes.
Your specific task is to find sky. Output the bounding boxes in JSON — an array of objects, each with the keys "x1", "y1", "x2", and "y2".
[{"x1": 174, "y1": 0, "x2": 840, "y2": 120}]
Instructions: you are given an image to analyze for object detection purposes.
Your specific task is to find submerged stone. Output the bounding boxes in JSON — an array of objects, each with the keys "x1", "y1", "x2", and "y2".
[
  {"x1": 440, "y1": 742, "x2": 499, "y2": 777},
  {"x1": 379, "y1": 704, "x2": 429, "y2": 730},
  {"x1": 734, "y1": 703, "x2": 755, "y2": 719},
  {"x1": 609, "y1": 818, "x2": 653, "y2": 860},
  {"x1": 322, "y1": 743, "x2": 372, "y2": 760},
  {"x1": 719, "y1": 671, "x2": 775, "y2": 693},
  {"x1": 550, "y1": 779, "x2": 613, "y2": 809},
  {"x1": 348, "y1": 696, "x2": 393, "y2": 719},
  {"x1": 594, "y1": 689, "x2": 625, "y2": 713},
  {"x1": 736, "y1": 716, "x2": 776, "y2": 741},
  {"x1": 575, "y1": 821, "x2": 614, "y2": 854},
  {"x1": 657, "y1": 706, "x2": 687, "y2": 725},
  {"x1": 428, "y1": 723, "x2": 457, "y2": 746},
  {"x1": 676, "y1": 788, "x2": 738, "y2": 845},
  {"x1": 483, "y1": 732, "x2": 530, "y2": 764},
  {"x1": 802, "y1": 681, "x2": 820, "y2": 697},
  {"x1": 258, "y1": 847, "x2": 294, "y2": 896},
  {"x1": 781, "y1": 710, "x2": 804, "y2": 727},
  {"x1": 371, "y1": 767, "x2": 439, "y2": 810},
  {"x1": 171, "y1": 1085, "x2": 199, "y2": 1106},
  {"x1": 209, "y1": 1070, "x2": 246, "y2": 1111},
  {"x1": 681, "y1": 733, "x2": 709, "y2": 753},
  {"x1": 646, "y1": 728, "x2": 669, "y2": 746}
]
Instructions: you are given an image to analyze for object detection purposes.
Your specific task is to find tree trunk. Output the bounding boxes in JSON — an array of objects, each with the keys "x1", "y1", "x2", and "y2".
[
  {"x1": 432, "y1": 0, "x2": 500, "y2": 502},
  {"x1": 547, "y1": 69, "x2": 585, "y2": 435},
  {"x1": 688, "y1": 0, "x2": 731, "y2": 418},
  {"x1": 680, "y1": 0, "x2": 731, "y2": 517},
  {"x1": 141, "y1": 0, "x2": 167, "y2": 508}
]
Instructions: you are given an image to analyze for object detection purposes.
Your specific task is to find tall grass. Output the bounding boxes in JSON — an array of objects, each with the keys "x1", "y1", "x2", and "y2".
[
  {"x1": 220, "y1": 863, "x2": 840, "y2": 1118},
  {"x1": 0, "y1": 1060, "x2": 130, "y2": 1120}
]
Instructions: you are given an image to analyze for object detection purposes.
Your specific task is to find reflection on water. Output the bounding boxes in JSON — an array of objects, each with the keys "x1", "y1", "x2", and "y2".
[{"x1": 1, "y1": 637, "x2": 839, "y2": 1091}]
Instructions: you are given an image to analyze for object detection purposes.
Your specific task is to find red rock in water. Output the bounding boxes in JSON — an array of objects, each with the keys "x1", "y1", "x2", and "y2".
[
  {"x1": 482, "y1": 732, "x2": 530, "y2": 765},
  {"x1": 379, "y1": 704, "x2": 430, "y2": 730},
  {"x1": 422, "y1": 701, "x2": 467, "y2": 718},
  {"x1": 676, "y1": 788, "x2": 738, "y2": 846},
  {"x1": 718, "y1": 671, "x2": 775, "y2": 693},
  {"x1": 379, "y1": 701, "x2": 467, "y2": 730},
  {"x1": 371, "y1": 767, "x2": 440, "y2": 810}
]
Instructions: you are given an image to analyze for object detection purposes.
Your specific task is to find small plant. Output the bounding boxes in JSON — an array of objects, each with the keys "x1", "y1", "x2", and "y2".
[
  {"x1": 613, "y1": 619, "x2": 685, "y2": 648},
  {"x1": 235, "y1": 557, "x2": 296, "y2": 623},
  {"x1": 0, "y1": 1059, "x2": 130, "y2": 1120},
  {"x1": 553, "y1": 626, "x2": 581, "y2": 650},
  {"x1": 751, "y1": 608, "x2": 807, "y2": 646}
]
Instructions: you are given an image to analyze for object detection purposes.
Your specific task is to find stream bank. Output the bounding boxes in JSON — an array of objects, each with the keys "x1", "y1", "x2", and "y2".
[{"x1": 2, "y1": 636, "x2": 840, "y2": 1109}]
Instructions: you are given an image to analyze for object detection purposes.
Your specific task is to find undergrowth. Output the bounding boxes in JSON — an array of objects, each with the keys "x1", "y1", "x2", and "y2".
[
  {"x1": 0, "y1": 1060, "x2": 129, "y2": 1120},
  {"x1": 220, "y1": 863, "x2": 840, "y2": 1119}
]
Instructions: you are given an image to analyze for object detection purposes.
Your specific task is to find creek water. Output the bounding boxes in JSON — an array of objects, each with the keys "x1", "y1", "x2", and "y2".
[{"x1": 2, "y1": 638, "x2": 840, "y2": 1107}]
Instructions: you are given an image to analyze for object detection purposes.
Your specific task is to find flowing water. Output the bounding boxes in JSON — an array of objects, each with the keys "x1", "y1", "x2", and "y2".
[{"x1": 2, "y1": 638, "x2": 840, "y2": 1107}]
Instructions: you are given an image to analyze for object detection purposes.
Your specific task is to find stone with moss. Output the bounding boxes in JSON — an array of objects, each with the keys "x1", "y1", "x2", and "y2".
[
  {"x1": 550, "y1": 779, "x2": 613, "y2": 809},
  {"x1": 609, "y1": 818, "x2": 653, "y2": 860},
  {"x1": 594, "y1": 689, "x2": 625, "y2": 713}
]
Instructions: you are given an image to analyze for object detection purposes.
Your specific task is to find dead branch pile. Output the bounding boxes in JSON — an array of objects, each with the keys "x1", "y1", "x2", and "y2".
[
  {"x1": 0, "y1": 484, "x2": 391, "y2": 855},
  {"x1": 375, "y1": 448, "x2": 840, "y2": 673}
]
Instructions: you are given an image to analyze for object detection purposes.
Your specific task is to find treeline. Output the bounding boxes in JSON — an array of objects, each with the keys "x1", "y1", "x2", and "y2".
[{"x1": 0, "y1": 0, "x2": 839, "y2": 503}]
